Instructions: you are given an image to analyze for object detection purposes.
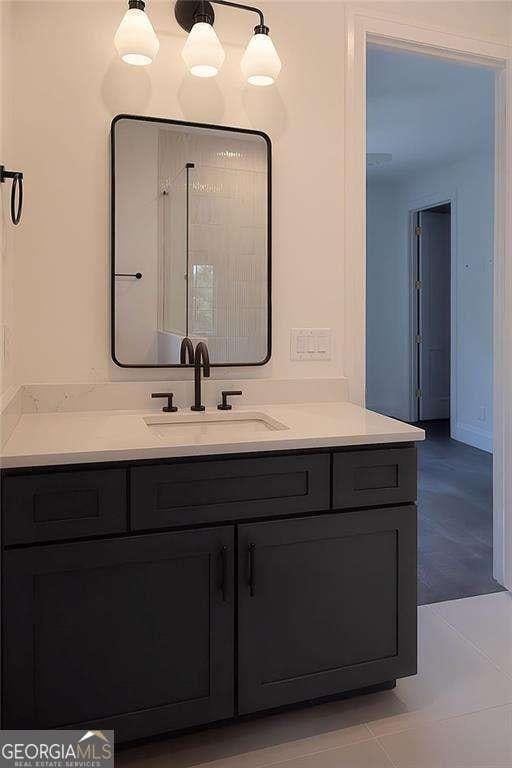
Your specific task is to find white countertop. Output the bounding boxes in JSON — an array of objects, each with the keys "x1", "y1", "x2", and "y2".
[{"x1": 0, "y1": 402, "x2": 425, "y2": 469}]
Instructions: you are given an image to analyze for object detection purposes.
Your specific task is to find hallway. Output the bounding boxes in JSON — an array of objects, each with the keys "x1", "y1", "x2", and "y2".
[{"x1": 417, "y1": 420, "x2": 502, "y2": 605}]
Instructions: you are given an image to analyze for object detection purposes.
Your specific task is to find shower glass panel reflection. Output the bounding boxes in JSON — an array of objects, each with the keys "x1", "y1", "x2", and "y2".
[{"x1": 161, "y1": 165, "x2": 188, "y2": 340}]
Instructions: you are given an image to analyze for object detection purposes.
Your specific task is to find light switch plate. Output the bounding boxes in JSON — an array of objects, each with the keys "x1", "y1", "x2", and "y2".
[{"x1": 291, "y1": 328, "x2": 332, "y2": 360}]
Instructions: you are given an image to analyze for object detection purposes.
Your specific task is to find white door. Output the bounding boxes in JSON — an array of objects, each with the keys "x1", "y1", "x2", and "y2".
[{"x1": 418, "y1": 209, "x2": 451, "y2": 421}]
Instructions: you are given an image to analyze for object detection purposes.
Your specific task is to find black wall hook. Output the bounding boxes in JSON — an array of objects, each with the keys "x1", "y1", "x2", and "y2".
[{"x1": 0, "y1": 165, "x2": 23, "y2": 225}]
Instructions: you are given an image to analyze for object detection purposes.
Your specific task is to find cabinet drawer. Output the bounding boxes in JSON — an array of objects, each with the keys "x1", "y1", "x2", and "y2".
[
  {"x1": 131, "y1": 454, "x2": 330, "y2": 530},
  {"x1": 333, "y1": 446, "x2": 416, "y2": 509},
  {"x1": 3, "y1": 469, "x2": 128, "y2": 545}
]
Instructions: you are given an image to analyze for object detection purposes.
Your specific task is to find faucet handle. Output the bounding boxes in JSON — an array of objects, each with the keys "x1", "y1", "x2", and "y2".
[
  {"x1": 151, "y1": 392, "x2": 178, "y2": 413},
  {"x1": 218, "y1": 390, "x2": 243, "y2": 411}
]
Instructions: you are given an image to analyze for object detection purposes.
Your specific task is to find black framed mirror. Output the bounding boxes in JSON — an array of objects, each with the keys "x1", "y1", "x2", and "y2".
[{"x1": 111, "y1": 114, "x2": 271, "y2": 368}]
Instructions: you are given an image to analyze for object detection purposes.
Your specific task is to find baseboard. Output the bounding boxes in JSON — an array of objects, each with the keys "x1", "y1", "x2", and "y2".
[{"x1": 452, "y1": 421, "x2": 493, "y2": 453}]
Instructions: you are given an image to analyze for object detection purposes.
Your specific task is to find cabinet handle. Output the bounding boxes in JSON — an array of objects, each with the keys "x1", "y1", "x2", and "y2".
[
  {"x1": 248, "y1": 543, "x2": 256, "y2": 597},
  {"x1": 219, "y1": 545, "x2": 229, "y2": 602}
]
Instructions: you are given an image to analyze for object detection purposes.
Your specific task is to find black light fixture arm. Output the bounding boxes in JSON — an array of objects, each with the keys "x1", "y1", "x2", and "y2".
[
  {"x1": 175, "y1": 0, "x2": 267, "y2": 34},
  {"x1": 210, "y1": 0, "x2": 265, "y2": 29}
]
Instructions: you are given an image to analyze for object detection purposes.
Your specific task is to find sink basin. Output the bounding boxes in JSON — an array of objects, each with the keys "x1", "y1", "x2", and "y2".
[{"x1": 143, "y1": 411, "x2": 289, "y2": 442}]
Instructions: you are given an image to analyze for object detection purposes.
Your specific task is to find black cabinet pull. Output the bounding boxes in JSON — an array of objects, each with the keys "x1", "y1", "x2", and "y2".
[
  {"x1": 219, "y1": 545, "x2": 229, "y2": 602},
  {"x1": 248, "y1": 543, "x2": 256, "y2": 597}
]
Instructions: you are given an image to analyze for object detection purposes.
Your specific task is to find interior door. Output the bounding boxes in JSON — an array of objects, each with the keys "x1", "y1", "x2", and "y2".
[
  {"x1": 237, "y1": 508, "x2": 417, "y2": 715},
  {"x1": 418, "y1": 209, "x2": 451, "y2": 420},
  {"x1": 4, "y1": 527, "x2": 234, "y2": 741}
]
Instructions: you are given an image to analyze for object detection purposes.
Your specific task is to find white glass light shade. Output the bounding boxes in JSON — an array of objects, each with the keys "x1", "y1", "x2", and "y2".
[
  {"x1": 114, "y1": 7, "x2": 159, "y2": 66},
  {"x1": 182, "y1": 22, "x2": 226, "y2": 78},
  {"x1": 241, "y1": 32, "x2": 281, "y2": 86}
]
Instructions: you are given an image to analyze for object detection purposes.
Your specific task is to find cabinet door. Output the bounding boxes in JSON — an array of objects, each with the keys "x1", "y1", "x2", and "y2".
[
  {"x1": 4, "y1": 527, "x2": 234, "y2": 741},
  {"x1": 238, "y1": 508, "x2": 416, "y2": 714}
]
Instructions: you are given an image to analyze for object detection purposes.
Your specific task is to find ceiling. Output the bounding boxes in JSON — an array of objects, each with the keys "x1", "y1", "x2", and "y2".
[{"x1": 366, "y1": 45, "x2": 495, "y2": 181}]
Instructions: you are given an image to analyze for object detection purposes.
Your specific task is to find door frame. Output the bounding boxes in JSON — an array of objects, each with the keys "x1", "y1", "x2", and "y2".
[
  {"x1": 344, "y1": 8, "x2": 512, "y2": 587},
  {"x1": 408, "y1": 196, "x2": 456, "y2": 429}
]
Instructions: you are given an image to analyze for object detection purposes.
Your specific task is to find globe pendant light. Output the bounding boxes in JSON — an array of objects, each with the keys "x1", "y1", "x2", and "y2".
[
  {"x1": 114, "y1": 0, "x2": 159, "y2": 66},
  {"x1": 182, "y1": 19, "x2": 226, "y2": 78},
  {"x1": 241, "y1": 24, "x2": 281, "y2": 86}
]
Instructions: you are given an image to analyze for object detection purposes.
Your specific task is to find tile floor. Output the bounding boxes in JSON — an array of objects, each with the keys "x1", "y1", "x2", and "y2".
[{"x1": 117, "y1": 591, "x2": 512, "y2": 768}]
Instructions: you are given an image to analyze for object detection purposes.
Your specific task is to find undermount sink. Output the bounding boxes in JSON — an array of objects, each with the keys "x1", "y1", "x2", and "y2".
[{"x1": 143, "y1": 411, "x2": 289, "y2": 442}]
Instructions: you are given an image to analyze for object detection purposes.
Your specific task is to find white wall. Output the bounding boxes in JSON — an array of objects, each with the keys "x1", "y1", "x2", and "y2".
[
  {"x1": 1, "y1": 1, "x2": 510, "y2": 388},
  {"x1": 367, "y1": 150, "x2": 494, "y2": 451},
  {"x1": 366, "y1": 179, "x2": 409, "y2": 419},
  {"x1": 0, "y1": 0, "x2": 15, "y2": 395}
]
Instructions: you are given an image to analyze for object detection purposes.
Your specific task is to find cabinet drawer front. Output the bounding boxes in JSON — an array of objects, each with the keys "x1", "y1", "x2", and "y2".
[
  {"x1": 131, "y1": 454, "x2": 330, "y2": 530},
  {"x1": 4, "y1": 469, "x2": 128, "y2": 544},
  {"x1": 238, "y1": 507, "x2": 417, "y2": 714},
  {"x1": 333, "y1": 446, "x2": 416, "y2": 508}
]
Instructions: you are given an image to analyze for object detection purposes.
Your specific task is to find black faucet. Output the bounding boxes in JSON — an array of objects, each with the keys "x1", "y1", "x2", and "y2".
[
  {"x1": 191, "y1": 341, "x2": 210, "y2": 411},
  {"x1": 180, "y1": 337, "x2": 195, "y2": 365}
]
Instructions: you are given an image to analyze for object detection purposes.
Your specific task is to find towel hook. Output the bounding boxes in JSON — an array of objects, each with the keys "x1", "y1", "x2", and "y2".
[{"x1": 0, "y1": 165, "x2": 24, "y2": 225}]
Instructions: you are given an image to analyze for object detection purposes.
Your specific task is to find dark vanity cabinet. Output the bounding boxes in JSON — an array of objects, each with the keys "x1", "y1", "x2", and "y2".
[{"x1": 1, "y1": 444, "x2": 417, "y2": 742}]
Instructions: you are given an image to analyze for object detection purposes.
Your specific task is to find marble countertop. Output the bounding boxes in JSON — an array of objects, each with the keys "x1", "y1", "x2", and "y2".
[{"x1": 0, "y1": 402, "x2": 425, "y2": 469}]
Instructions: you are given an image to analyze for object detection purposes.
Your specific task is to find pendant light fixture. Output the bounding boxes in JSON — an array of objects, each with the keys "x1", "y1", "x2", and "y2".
[
  {"x1": 175, "y1": 0, "x2": 281, "y2": 86},
  {"x1": 114, "y1": 0, "x2": 159, "y2": 66},
  {"x1": 115, "y1": 1, "x2": 281, "y2": 84},
  {"x1": 180, "y1": 3, "x2": 226, "y2": 78},
  {"x1": 241, "y1": 24, "x2": 281, "y2": 86}
]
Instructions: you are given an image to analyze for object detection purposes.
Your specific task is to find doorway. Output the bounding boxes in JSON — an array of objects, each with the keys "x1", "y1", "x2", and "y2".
[
  {"x1": 345, "y1": 7, "x2": 512, "y2": 591},
  {"x1": 412, "y1": 204, "x2": 451, "y2": 424},
  {"x1": 365, "y1": 44, "x2": 500, "y2": 605}
]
